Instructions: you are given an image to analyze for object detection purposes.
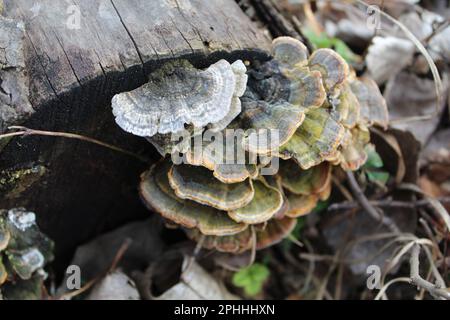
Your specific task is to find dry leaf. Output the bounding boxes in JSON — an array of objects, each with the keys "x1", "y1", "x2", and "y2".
[
  {"x1": 384, "y1": 71, "x2": 449, "y2": 144},
  {"x1": 366, "y1": 36, "x2": 415, "y2": 84},
  {"x1": 135, "y1": 252, "x2": 239, "y2": 300},
  {"x1": 87, "y1": 270, "x2": 140, "y2": 300}
]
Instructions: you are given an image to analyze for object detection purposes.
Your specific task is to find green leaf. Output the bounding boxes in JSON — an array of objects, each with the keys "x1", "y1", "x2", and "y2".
[
  {"x1": 332, "y1": 40, "x2": 360, "y2": 64},
  {"x1": 303, "y1": 29, "x2": 334, "y2": 49},
  {"x1": 232, "y1": 263, "x2": 270, "y2": 296},
  {"x1": 245, "y1": 282, "x2": 263, "y2": 296},
  {"x1": 312, "y1": 200, "x2": 329, "y2": 214},
  {"x1": 303, "y1": 28, "x2": 360, "y2": 64},
  {"x1": 367, "y1": 171, "x2": 390, "y2": 185},
  {"x1": 364, "y1": 147, "x2": 384, "y2": 169}
]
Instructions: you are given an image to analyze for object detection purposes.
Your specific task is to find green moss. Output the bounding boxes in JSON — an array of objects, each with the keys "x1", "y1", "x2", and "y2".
[{"x1": 0, "y1": 165, "x2": 46, "y2": 198}]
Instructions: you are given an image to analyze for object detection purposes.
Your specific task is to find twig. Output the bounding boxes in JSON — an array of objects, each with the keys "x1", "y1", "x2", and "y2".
[
  {"x1": 345, "y1": 171, "x2": 400, "y2": 233},
  {"x1": 246, "y1": 226, "x2": 257, "y2": 267},
  {"x1": 332, "y1": 175, "x2": 354, "y2": 201},
  {"x1": 287, "y1": 234, "x2": 304, "y2": 247},
  {"x1": 299, "y1": 239, "x2": 315, "y2": 296},
  {"x1": 400, "y1": 183, "x2": 450, "y2": 233},
  {"x1": 423, "y1": 20, "x2": 450, "y2": 44},
  {"x1": 108, "y1": 238, "x2": 133, "y2": 273},
  {"x1": 422, "y1": 245, "x2": 446, "y2": 289},
  {"x1": 356, "y1": 0, "x2": 443, "y2": 124},
  {"x1": 3, "y1": 126, "x2": 149, "y2": 163},
  {"x1": 58, "y1": 239, "x2": 132, "y2": 300},
  {"x1": 419, "y1": 217, "x2": 442, "y2": 258},
  {"x1": 410, "y1": 244, "x2": 450, "y2": 300},
  {"x1": 182, "y1": 235, "x2": 206, "y2": 275},
  {"x1": 374, "y1": 277, "x2": 411, "y2": 300},
  {"x1": 328, "y1": 197, "x2": 450, "y2": 211},
  {"x1": 0, "y1": 131, "x2": 26, "y2": 139},
  {"x1": 193, "y1": 235, "x2": 205, "y2": 257},
  {"x1": 315, "y1": 250, "x2": 339, "y2": 300}
]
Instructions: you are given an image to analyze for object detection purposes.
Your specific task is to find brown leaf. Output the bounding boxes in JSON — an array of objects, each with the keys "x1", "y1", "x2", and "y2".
[{"x1": 385, "y1": 71, "x2": 449, "y2": 144}]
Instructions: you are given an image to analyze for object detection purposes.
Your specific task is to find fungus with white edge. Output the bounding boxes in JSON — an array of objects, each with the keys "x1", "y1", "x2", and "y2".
[{"x1": 111, "y1": 59, "x2": 247, "y2": 138}]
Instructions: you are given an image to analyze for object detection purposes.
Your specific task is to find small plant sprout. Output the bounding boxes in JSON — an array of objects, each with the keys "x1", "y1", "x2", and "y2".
[{"x1": 232, "y1": 263, "x2": 270, "y2": 296}]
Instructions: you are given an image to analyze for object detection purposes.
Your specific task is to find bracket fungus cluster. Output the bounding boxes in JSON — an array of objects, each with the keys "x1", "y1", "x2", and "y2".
[
  {"x1": 0, "y1": 208, "x2": 54, "y2": 300},
  {"x1": 112, "y1": 37, "x2": 388, "y2": 254}
]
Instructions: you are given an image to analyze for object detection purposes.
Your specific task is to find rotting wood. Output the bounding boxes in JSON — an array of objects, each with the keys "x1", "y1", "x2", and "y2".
[
  {"x1": 0, "y1": 16, "x2": 32, "y2": 133},
  {"x1": 0, "y1": 0, "x2": 271, "y2": 270},
  {"x1": 240, "y1": 0, "x2": 309, "y2": 46}
]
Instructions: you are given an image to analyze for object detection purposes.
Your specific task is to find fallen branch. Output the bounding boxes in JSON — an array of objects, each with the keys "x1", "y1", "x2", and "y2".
[
  {"x1": 58, "y1": 238, "x2": 132, "y2": 300},
  {"x1": 2, "y1": 126, "x2": 149, "y2": 163},
  {"x1": 328, "y1": 197, "x2": 450, "y2": 211},
  {"x1": 400, "y1": 183, "x2": 450, "y2": 233},
  {"x1": 345, "y1": 171, "x2": 400, "y2": 233},
  {"x1": 409, "y1": 244, "x2": 450, "y2": 300}
]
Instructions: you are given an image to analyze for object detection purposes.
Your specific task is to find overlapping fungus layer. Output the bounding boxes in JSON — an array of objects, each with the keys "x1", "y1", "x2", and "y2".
[
  {"x1": 0, "y1": 208, "x2": 53, "y2": 299},
  {"x1": 112, "y1": 37, "x2": 388, "y2": 253}
]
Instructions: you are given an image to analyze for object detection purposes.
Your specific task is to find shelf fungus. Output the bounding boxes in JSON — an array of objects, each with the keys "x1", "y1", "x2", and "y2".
[
  {"x1": 112, "y1": 59, "x2": 247, "y2": 138},
  {"x1": 0, "y1": 208, "x2": 54, "y2": 300},
  {"x1": 168, "y1": 164, "x2": 255, "y2": 211},
  {"x1": 349, "y1": 76, "x2": 389, "y2": 129},
  {"x1": 278, "y1": 160, "x2": 332, "y2": 218},
  {"x1": 111, "y1": 36, "x2": 389, "y2": 253},
  {"x1": 183, "y1": 128, "x2": 258, "y2": 184},
  {"x1": 140, "y1": 160, "x2": 247, "y2": 236},
  {"x1": 185, "y1": 217, "x2": 297, "y2": 254},
  {"x1": 140, "y1": 159, "x2": 283, "y2": 233}
]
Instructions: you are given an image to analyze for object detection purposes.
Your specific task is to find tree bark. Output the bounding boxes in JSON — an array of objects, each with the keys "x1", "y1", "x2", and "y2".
[{"x1": 0, "y1": 0, "x2": 271, "y2": 268}]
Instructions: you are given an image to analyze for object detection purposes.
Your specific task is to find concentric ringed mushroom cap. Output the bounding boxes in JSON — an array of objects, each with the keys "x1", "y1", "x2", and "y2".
[
  {"x1": 140, "y1": 160, "x2": 247, "y2": 236},
  {"x1": 285, "y1": 193, "x2": 319, "y2": 218},
  {"x1": 264, "y1": 174, "x2": 291, "y2": 219},
  {"x1": 185, "y1": 217, "x2": 296, "y2": 253},
  {"x1": 278, "y1": 161, "x2": 331, "y2": 196},
  {"x1": 112, "y1": 59, "x2": 246, "y2": 137},
  {"x1": 309, "y1": 48, "x2": 350, "y2": 92},
  {"x1": 168, "y1": 164, "x2": 255, "y2": 211},
  {"x1": 185, "y1": 227, "x2": 253, "y2": 254},
  {"x1": 228, "y1": 179, "x2": 283, "y2": 224},
  {"x1": 335, "y1": 83, "x2": 361, "y2": 128},
  {"x1": 239, "y1": 45, "x2": 328, "y2": 155},
  {"x1": 272, "y1": 36, "x2": 309, "y2": 67},
  {"x1": 332, "y1": 127, "x2": 371, "y2": 171},
  {"x1": 256, "y1": 217, "x2": 297, "y2": 250},
  {"x1": 350, "y1": 77, "x2": 389, "y2": 129},
  {"x1": 209, "y1": 60, "x2": 248, "y2": 132},
  {"x1": 244, "y1": 56, "x2": 325, "y2": 111},
  {"x1": 240, "y1": 98, "x2": 306, "y2": 154},
  {"x1": 184, "y1": 129, "x2": 257, "y2": 183},
  {"x1": 147, "y1": 126, "x2": 202, "y2": 156},
  {"x1": 279, "y1": 108, "x2": 345, "y2": 169}
]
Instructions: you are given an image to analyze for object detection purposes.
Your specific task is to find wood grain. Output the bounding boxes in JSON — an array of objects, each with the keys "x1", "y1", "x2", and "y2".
[{"x1": 0, "y1": 0, "x2": 270, "y2": 269}]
